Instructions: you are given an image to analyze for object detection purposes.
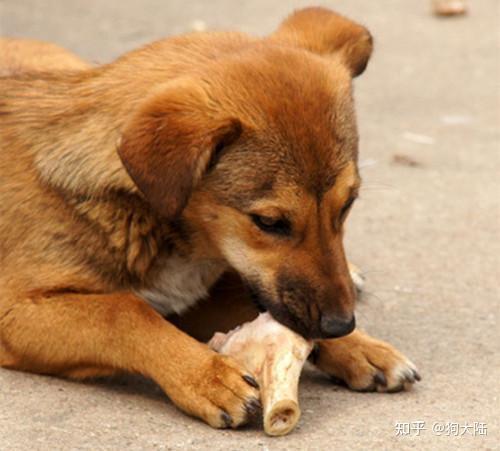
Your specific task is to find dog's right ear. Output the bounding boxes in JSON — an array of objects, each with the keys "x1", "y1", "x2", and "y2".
[
  {"x1": 271, "y1": 7, "x2": 373, "y2": 77},
  {"x1": 118, "y1": 79, "x2": 242, "y2": 220}
]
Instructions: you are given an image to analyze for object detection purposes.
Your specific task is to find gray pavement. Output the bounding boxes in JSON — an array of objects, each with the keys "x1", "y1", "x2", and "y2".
[{"x1": 1, "y1": 1, "x2": 499, "y2": 450}]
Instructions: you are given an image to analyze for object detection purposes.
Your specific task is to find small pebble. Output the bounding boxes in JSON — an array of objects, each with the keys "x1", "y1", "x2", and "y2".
[
  {"x1": 432, "y1": 0, "x2": 467, "y2": 16},
  {"x1": 392, "y1": 154, "x2": 422, "y2": 168},
  {"x1": 190, "y1": 19, "x2": 207, "y2": 32}
]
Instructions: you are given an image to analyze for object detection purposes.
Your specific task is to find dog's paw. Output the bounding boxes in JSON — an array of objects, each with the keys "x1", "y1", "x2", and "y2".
[
  {"x1": 348, "y1": 261, "x2": 365, "y2": 294},
  {"x1": 169, "y1": 352, "x2": 261, "y2": 429},
  {"x1": 314, "y1": 332, "x2": 421, "y2": 393},
  {"x1": 338, "y1": 345, "x2": 421, "y2": 393}
]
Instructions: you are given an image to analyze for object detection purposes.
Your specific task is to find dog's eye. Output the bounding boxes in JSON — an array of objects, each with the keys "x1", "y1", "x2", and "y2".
[
  {"x1": 250, "y1": 214, "x2": 291, "y2": 236},
  {"x1": 340, "y1": 197, "x2": 356, "y2": 220}
]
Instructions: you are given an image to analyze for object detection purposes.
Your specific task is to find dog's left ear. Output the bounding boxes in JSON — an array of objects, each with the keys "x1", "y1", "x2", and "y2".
[
  {"x1": 118, "y1": 80, "x2": 242, "y2": 219},
  {"x1": 272, "y1": 7, "x2": 373, "y2": 77}
]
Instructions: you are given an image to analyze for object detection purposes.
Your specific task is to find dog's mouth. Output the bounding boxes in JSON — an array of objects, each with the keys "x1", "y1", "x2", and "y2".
[
  {"x1": 246, "y1": 285, "x2": 268, "y2": 313},
  {"x1": 245, "y1": 283, "x2": 316, "y2": 339}
]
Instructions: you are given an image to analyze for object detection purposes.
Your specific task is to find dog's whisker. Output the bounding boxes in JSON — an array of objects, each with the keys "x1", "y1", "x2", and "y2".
[{"x1": 353, "y1": 269, "x2": 390, "y2": 276}]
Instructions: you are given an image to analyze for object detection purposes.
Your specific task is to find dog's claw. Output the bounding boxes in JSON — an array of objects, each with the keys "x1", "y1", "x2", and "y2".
[
  {"x1": 221, "y1": 411, "x2": 232, "y2": 428},
  {"x1": 374, "y1": 371, "x2": 387, "y2": 387},
  {"x1": 245, "y1": 397, "x2": 262, "y2": 419},
  {"x1": 242, "y1": 374, "x2": 259, "y2": 389}
]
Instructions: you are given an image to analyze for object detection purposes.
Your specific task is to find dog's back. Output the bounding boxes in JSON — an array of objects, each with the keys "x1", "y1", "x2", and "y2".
[{"x1": 0, "y1": 38, "x2": 89, "y2": 76}]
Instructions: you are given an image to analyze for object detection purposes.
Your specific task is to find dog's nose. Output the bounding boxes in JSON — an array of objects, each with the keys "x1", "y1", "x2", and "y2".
[{"x1": 320, "y1": 315, "x2": 356, "y2": 338}]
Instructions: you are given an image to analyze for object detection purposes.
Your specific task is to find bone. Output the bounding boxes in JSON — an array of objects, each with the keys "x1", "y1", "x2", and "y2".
[{"x1": 208, "y1": 312, "x2": 313, "y2": 436}]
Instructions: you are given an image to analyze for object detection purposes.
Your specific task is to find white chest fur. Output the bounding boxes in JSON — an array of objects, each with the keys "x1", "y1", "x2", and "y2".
[{"x1": 136, "y1": 254, "x2": 226, "y2": 316}]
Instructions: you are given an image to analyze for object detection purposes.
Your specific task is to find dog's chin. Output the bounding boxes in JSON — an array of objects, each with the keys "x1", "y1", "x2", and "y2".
[{"x1": 246, "y1": 284, "x2": 320, "y2": 339}]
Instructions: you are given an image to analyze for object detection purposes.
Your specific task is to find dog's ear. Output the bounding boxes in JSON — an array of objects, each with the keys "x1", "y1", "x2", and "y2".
[
  {"x1": 118, "y1": 80, "x2": 242, "y2": 219},
  {"x1": 272, "y1": 7, "x2": 373, "y2": 77}
]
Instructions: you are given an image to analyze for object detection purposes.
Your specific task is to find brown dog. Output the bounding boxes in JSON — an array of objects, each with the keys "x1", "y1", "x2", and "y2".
[{"x1": 0, "y1": 8, "x2": 419, "y2": 429}]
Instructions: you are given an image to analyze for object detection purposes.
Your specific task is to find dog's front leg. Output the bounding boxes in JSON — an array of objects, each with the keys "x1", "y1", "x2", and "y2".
[
  {"x1": 311, "y1": 330, "x2": 420, "y2": 392},
  {"x1": 170, "y1": 272, "x2": 421, "y2": 393},
  {"x1": 0, "y1": 291, "x2": 260, "y2": 428}
]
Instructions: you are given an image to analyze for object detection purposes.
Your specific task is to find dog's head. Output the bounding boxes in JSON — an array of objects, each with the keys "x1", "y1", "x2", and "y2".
[{"x1": 118, "y1": 8, "x2": 372, "y2": 339}]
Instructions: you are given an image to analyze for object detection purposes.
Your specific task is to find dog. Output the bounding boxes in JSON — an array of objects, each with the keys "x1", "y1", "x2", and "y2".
[{"x1": 0, "y1": 8, "x2": 420, "y2": 429}]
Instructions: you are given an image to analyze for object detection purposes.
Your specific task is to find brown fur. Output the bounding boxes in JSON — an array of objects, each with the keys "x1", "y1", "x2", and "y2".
[
  {"x1": 0, "y1": 38, "x2": 89, "y2": 75},
  {"x1": 0, "y1": 8, "x2": 418, "y2": 429}
]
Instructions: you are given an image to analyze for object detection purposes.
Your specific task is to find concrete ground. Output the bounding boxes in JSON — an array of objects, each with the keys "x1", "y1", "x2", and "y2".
[{"x1": 1, "y1": 0, "x2": 499, "y2": 450}]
